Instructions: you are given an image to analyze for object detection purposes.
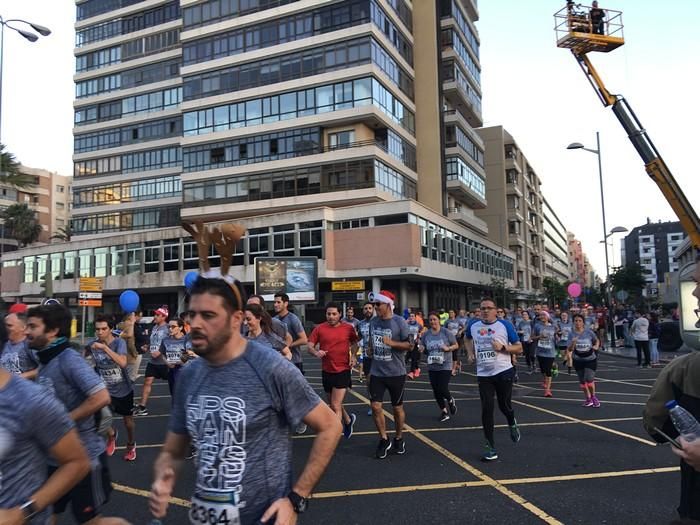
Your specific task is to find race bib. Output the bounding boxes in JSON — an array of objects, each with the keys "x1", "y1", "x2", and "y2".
[
  {"x1": 166, "y1": 350, "x2": 181, "y2": 365},
  {"x1": 99, "y1": 366, "x2": 123, "y2": 385},
  {"x1": 539, "y1": 337, "x2": 554, "y2": 349},
  {"x1": 190, "y1": 494, "x2": 241, "y2": 525},
  {"x1": 427, "y1": 354, "x2": 444, "y2": 365},
  {"x1": 372, "y1": 333, "x2": 392, "y2": 361},
  {"x1": 477, "y1": 350, "x2": 497, "y2": 363}
]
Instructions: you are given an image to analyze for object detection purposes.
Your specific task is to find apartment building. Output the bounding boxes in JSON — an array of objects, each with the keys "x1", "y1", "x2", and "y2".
[
  {"x1": 1, "y1": 0, "x2": 516, "y2": 315},
  {"x1": 622, "y1": 219, "x2": 686, "y2": 285},
  {"x1": 542, "y1": 196, "x2": 569, "y2": 283}
]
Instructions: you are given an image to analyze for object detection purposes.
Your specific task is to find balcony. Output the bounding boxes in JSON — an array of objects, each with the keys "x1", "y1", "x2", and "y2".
[
  {"x1": 442, "y1": 61, "x2": 483, "y2": 127},
  {"x1": 446, "y1": 178, "x2": 486, "y2": 209},
  {"x1": 446, "y1": 207, "x2": 488, "y2": 234}
]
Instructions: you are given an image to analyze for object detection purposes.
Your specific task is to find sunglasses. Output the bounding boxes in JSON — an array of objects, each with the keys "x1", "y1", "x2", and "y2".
[{"x1": 168, "y1": 325, "x2": 179, "y2": 329}]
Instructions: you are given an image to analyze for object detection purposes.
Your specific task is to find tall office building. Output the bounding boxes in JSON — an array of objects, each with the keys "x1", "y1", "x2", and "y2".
[
  {"x1": 1, "y1": 0, "x2": 516, "y2": 315},
  {"x1": 622, "y1": 219, "x2": 687, "y2": 285}
]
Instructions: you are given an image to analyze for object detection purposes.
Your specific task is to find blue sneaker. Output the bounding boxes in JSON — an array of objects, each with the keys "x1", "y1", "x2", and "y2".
[
  {"x1": 481, "y1": 443, "x2": 498, "y2": 462},
  {"x1": 343, "y1": 413, "x2": 356, "y2": 439}
]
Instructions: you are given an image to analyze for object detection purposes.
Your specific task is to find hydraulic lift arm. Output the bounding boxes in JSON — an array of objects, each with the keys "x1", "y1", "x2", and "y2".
[{"x1": 574, "y1": 51, "x2": 700, "y2": 249}]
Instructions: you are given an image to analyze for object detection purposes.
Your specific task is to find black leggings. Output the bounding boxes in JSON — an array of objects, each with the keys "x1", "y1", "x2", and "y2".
[
  {"x1": 405, "y1": 345, "x2": 420, "y2": 372},
  {"x1": 429, "y1": 370, "x2": 453, "y2": 410},
  {"x1": 478, "y1": 368, "x2": 516, "y2": 448},
  {"x1": 522, "y1": 341, "x2": 535, "y2": 368},
  {"x1": 634, "y1": 340, "x2": 650, "y2": 366}
]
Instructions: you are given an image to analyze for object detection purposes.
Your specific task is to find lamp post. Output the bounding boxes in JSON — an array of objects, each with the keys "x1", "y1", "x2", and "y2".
[
  {"x1": 0, "y1": 16, "x2": 51, "y2": 143},
  {"x1": 567, "y1": 133, "x2": 625, "y2": 345}
]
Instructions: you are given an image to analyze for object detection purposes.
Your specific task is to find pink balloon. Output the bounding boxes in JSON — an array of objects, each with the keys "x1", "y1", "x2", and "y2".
[{"x1": 567, "y1": 283, "x2": 582, "y2": 298}]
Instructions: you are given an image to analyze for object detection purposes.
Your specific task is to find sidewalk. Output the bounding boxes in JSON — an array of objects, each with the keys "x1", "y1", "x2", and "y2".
[{"x1": 599, "y1": 343, "x2": 693, "y2": 364}]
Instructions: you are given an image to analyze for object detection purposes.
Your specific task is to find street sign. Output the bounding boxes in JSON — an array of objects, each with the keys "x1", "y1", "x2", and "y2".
[
  {"x1": 78, "y1": 292, "x2": 103, "y2": 300},
  {"x1": 78, "y1": 299, "x2": 102, "y2": 307},
  {"x1": 615, "y1": 290, "x2": 629, "y2": 302},
  {"x1": 331, "y1": 280, "x2": 365, "y2": 291},
  {"x1": 79, "y1": 278, "x2": 103, "y2": 292}
]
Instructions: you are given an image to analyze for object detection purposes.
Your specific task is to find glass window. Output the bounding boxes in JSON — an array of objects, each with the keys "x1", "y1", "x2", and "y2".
[{"x1": 126, "y1": 243, "x2": 141, "y2": 274}]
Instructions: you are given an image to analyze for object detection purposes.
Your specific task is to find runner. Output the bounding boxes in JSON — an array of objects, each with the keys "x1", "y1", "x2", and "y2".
[
  {"x1": 406, "y1": 311, "x2": 424, "y2": 379},
  {"x1": 0, "y1": 312, "x2": 38, "y2": 378},
  {"x1": 308, "y1": 302, "x2": 359, "y2": 439},
  {"x1": 244, "y1": 303, "x2": 292, "y2": 360},
  {"x1": 0, "y1": 367, "x2": 91, "y2": 525},
  {"x1": 246, "y1": 294, "x2": 291, "y2": 347},
  {"x1": 566, "y1": 313, "x2": 601, "y2": 407},
  {"x1": 26, "y1": 303, "x2": 118, "y2": 524},
  {"x1": 159, "y1": 318, "x2": 191, "y2": 398},
  {"x1": 358, "y1": 302, "x2": 374, "y2": 415},
  {"x1": 86, "y1": 315, "x2": 137, "y2": 462},
  {"x1": 149, "y1": 276, "x2": 341, "y2": 525},
  {"x1": 444, "y1": 310, "x2": 462, "y2": 376},
  {"x1": 533, "y1": 311, "x2": 558, "y2": 397},
  {"x1": 517, "y1": 311, "x2": 535, "y2": 373},
  {"x1": 419, "y1": 312, "x2": 459, "y2": 422},
  {"x1": 465, "y1": 298, "x2": 522, "y2": 461},
  {"x1": 341, "y1": 305, "x2": 361, "y2": 333},
  {"x1": 133, "y1": 306, "x2": 171, "y2": 416},
  {"x1": 367, "y1": 290, "x2": 411, "y2": 459},
  {"x1": 556, "y1": 311, "x2": 573, "y2": 360}
]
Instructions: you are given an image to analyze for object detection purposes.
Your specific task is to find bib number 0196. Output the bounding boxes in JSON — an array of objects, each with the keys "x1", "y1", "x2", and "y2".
[{"x1": 189, "y1": 498, "x2": 240, "y2": 525}]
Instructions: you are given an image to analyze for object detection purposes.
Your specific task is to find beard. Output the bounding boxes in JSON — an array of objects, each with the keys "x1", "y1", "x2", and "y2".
[
  {"x1": 27, "y1": 333, "x2": 49, "y2": 350},
  {"x1": 190, "y1": 326, "x2": 234, "y2": 357}
]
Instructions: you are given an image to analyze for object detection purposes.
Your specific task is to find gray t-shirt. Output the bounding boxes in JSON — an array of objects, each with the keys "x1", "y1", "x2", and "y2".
[
  {"x1": 37, "y1": 347, "x2": 107, "y2": 462},
  {"x1": 275, "y1": 312, "x2": 305, "y2": 364},
  {"x1": 0, "y1": 338, "x2": 37, "y2": 375},
  {"x1": 160, "y1": 336, "x2": 189, "y2": 366},
  {"x1": 407, "y1": 321, "x2": 421, "y2": 345},
  {"x1": 534, "y1": 324, "x2": 557, "y2": 358},
  {"x1": 246, "y1": 330, "x2": 287, "y2": 353},
  {"x1": 443, "y1": 319, "x2": 461, "y2": 338},
  {"x1": 570, "y1": 328, "x2": 599, "y2": 361},
  {"x1": 358, "y1": 318, "x2": 372, "y2": 357},
  {"x1": 369, "y1": 314, "x2": 409, "y2": 377},
  {"x1": 169, "y1": 341, "x2": 320, "y2": 525},
  {"x1": 420, "y1": 328, "x2": 456, "y2": 371},
  {"x1": 0, "y1": 374, "x2": 75, "y2": 525},
  {"x1": 517, "y1": 320, "x2": 532, "y2": 342},
  {"x1": 557, "y1": 320, "x2": 574, "y2": 347},
  {"x1": 87, "y1": 337, "x2": 132, "y2": 399},
  {"x1": 149, "y1": 323, "x2": 170, "y2": 365}
]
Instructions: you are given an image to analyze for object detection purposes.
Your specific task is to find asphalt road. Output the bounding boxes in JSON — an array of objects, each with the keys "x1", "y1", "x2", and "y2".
[{"x1": 57, "y1": 353, "x2": 684, "y2": 525}]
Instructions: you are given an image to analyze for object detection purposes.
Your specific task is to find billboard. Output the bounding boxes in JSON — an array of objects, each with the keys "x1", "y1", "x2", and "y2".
[{"x1": 255, "y1": 257, "x2": 318, "y2": 303}]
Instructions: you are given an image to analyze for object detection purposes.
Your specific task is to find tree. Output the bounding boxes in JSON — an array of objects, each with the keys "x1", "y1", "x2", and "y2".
[
  {"x1": 51, "y1": 225, "x2": 71, "y2": 242},
  {"x1": 609, "y1": 264, "x2": 646, "y2": 304},
  {"x1": 0, "y1": 203, "x2": 43, "y2": 247},
  {"x1": 542, "y1": 277, "x2": 568, "y2": 307},
  {"x1": 0, "y1": 143, "x2": 36, "y2": 189}
]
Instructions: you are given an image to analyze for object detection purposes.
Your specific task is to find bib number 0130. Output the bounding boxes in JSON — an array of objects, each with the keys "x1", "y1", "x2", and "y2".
[{"x1": 189, "y1": 497, "x2": 240, "y2": 525}]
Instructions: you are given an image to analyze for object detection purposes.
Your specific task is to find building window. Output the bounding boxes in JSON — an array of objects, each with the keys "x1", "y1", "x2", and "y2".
[
  {"x1": 329, "y1": 130, "x2": 355, "y2": 149},
  {"x1": 56, "y1": 185, "x2": 65, "y2": 193}
]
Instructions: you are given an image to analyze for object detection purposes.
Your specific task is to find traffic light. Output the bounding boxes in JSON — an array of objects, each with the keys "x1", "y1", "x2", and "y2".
[{"x1": 39, "y1": 272, "x2": 53, "y2": 298}]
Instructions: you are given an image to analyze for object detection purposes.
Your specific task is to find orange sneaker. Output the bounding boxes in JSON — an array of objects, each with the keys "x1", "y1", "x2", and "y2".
[
  {"x1": 544, "y1": 389, "x2": 553, "y2": 398},
  {"x1": 123, "y1": 444, "x2": 136, "y2": 462},
  {"x1": 105, "y1": 431, "x2": 117, "y2": 456}
]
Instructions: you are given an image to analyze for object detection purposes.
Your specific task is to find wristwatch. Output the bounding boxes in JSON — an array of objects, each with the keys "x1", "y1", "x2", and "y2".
[
  {"x1": 20, "y1": 500, "x2": 39, "y2": 522},
  {"x1": 287, "y1": 491, "x2": 308, "y2": 513}
]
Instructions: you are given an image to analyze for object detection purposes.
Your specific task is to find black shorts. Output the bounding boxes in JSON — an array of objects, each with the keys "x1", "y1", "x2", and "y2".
[
  {"x1": 111, "y1": 391, "x2": 134, "y2": 416},
  {"x1": 145, "y1": 362, "x2": 169, "y2": 380},
  {"x1": 537, "y1": 356, "x2": 555, "y2": 377},
  {"x1": 322, "y1": 370, "x2": 352, "y2": 392},
  {"x1": 369, "y1": 375, "x2": 406, "y2": 406},
  {"x1": 362, "y1": 357, "x2": 373, "y2": 376},
  {"x1": 49, "y1": 453, "x2": 112, "y2": 523},
  {"x1": 573, "y1": 358, "x2": 597, "y2": 372}
]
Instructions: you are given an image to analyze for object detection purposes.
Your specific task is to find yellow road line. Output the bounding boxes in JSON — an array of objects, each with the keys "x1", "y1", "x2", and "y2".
[
  {"x1": 498, "y1": 466, "x2": 679, "y2": 485},
  {"x1": 313, "y1": 480, "x2": 490, "y2": 498},
  {"x1": 513, "y1": 400, "x2": 656, "y2": 446},
  {"x1": 348, "y1": 390, "x2": 563, "y2": 525},
  {"x1": 112, "y1": 483, "x2": 190, "y2": 508}
]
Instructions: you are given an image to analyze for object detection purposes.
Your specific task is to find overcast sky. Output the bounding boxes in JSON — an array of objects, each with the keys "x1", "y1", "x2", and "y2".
[{"x1": 1, "y1": 0, "x2": 698, "y2": 277}]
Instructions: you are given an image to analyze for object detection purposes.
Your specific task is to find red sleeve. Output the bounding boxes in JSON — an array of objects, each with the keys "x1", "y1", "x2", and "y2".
[
  {"x1": 308, "y1": 325, "x2": 321, "y2": 346},
  {"x1": 348, "y1": 324, "x2": 358, "y2": 343}
]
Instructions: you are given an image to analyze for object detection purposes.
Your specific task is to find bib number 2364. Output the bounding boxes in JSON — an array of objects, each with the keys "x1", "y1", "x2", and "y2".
[{"x1": 190, "y1": 496, "x2": 240, "y2": 525}]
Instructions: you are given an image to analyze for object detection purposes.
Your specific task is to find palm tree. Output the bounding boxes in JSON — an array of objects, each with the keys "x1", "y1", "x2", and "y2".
[
  {"x1": 0, "y1": 203, "x2": 43, "y2": 246},
  {"x1": 0, "y1": 143, "x2": 36, "y2": 189},
  {"x1": 51, "y1": 225, "x2": 71, "y2": 242}
]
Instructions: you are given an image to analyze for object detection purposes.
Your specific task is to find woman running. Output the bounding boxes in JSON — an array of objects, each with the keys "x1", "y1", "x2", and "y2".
[
  {"x1": 566, "y1": 313, "x2": 601, "y2": 407},
  {"x1": 420, "y1": 312, "x2": 459, "y2": 422},
  {"x1": 244, "y1": 303, "x2": 293, "y2": 360},
  {"x1": 517, "y1": 311, "x2": 535, "y2": 373},
  {"x1": 159, "y1": 318, "x2": 190, "y2": 398},
  {"x1": 532, "y1": 311, "x2": 557, "y2": 397}
]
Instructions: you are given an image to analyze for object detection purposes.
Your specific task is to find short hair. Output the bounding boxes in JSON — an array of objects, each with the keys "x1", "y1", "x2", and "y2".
[
  {"x1": 428, "y1": 311, "x2": 440, "y2": 320},
  {"x1": 189, "y1": 276, "x2": 246, "y2": 313},
  {"x1": 5, "y1": 312, "x2": 27, "y2": 325},
  {"x1": 274, "y1": 292, "x2": 290, "y2": 303},
  {"x1": 27, "y1": 303, "x2": 73, "y2": 338},
  {"x1": 94, "y1": 315, "x2": 115, "y2": 329},
  {"x1": 362, "y1": 302, "x2": 373, "y2": 308},
  {"x1": 480, "y1": 297, "x2": 496, "y2": 306},
  {"x1": 325, "y1": 302, "x2": 341, "y2": 312},
  {"x1": 248, "y1": 294, "x2": 266, "y2": 307},
  {"x1": 346, "y1": 305, "x2": 354, "y2": 313},
  {"x1": 572, "y1": 313, "x2": 585, "y2": 323},
  {"x1": 169, "y1": 318, "x2": 184, "y2": 329}
]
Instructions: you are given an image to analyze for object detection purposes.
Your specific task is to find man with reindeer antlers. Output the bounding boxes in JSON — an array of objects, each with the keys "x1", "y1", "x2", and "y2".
[{"x1": 149, "y1": 222, "x2": 341, "y2": 525}]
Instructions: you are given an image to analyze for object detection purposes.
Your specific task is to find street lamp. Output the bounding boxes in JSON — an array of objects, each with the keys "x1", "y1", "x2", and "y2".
[
  {"x1": 567, "y1": 132, "x2": 618, "y2": 344},
  {"x1": 0, "y1": 16, "x2": 51, "y2": 142}
]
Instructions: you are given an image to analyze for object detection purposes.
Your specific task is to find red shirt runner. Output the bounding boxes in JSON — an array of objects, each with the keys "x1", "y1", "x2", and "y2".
[{"x1": 308, "y1": 322, "x2": 358, "y2": 373}]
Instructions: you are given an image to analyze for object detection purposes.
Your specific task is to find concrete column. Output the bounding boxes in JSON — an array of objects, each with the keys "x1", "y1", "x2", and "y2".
[
  {"x1": 372, "y1": 277, "x2": 381, "y2": 294},
  {"x1": 421, "y1": 281, "x2": 429, "y2": 313},
  {"x1": 399, "y1": 279, "x2": 408, "y2": 312},
  {"x1": 177, "y1": 288, "x2": 187, "y2": 315}
]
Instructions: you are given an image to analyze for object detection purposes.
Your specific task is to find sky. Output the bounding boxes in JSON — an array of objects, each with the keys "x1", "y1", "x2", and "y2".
[{"x1": 1, "y1": 0, "x2": 698, "y2": 277}]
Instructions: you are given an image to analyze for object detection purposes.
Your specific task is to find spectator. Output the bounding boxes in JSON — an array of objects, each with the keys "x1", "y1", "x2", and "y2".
[{"x1": 589, "y1": 1, "x2": 605, "y2": 34}]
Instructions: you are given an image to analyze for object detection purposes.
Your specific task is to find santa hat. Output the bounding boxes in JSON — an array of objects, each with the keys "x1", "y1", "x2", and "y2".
[
  {"x1": 368, "y1": 290, "x2": 396, "y2": 309},
  {"x1": 8, "y1": 303, "x2": 28, "y2": 314},
  {"x1": 154, "y1": 306, "x2": 169, "y2": 318}
]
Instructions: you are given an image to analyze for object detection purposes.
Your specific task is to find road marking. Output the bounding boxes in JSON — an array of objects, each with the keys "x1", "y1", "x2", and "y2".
[
  {"x1": 535, "y1": 388, "x2": 650, "y2": 397},
  {"x1": 498, "y1": 466, "x2": 679, "y2": 485},
  {"x1": 595, "y1": 376, "x2": 654, "y2": 388},
  {"x1": 112, "y1": 483, "x2": 190, "y2": 507},
  {"x1": 348, "y1": 390, "x2": 563, "y2": 524},
  {"x1": 520, "y1": 395, "x2": 646, "y2": 406},
  {"x1": 513, "y1": 400, "x2": 656, "y2": 445},
  {"x1": 314, "y1": 480, "x2": 491, "y2": 498}
]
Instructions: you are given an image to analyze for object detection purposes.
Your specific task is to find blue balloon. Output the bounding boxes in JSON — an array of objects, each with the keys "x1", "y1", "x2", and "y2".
[
  {"x1": 184, "y1": 271, "x2": 199, "y2": 290},
  {"x1": 119, "y1": 290, "x2": 140, "y2": 313}
]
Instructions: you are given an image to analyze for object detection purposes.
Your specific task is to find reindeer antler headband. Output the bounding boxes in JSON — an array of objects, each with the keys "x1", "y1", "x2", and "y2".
[{"x1": 182, "y1": 220, "x2": 247, "y2": 308}]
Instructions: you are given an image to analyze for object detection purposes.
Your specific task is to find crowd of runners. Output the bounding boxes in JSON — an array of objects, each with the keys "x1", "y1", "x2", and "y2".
[{"x1": 1, "y1": 271, "x2": 700, "y2": 524}]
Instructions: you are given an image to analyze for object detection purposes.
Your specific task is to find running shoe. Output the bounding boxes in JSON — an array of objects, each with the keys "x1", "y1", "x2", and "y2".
[
  {"x1": 106, "y1": 430, "x2": 118, "y2": 456},
  {"x1": 133, "y1": 405, "x2": 148, "y2": 417},
  {"x1": 407, "y1": 371, "x2": 416, "y2": 380},
  {"x1": 513, "y1": 371, "x2": 519, "y2": 384},
  {"x1": 393, "y1": 437, "x2": 406, "y2": 455},
  {"x1": 509, "y1": 421, "x2": 521, "y2": 443},
  {"x1": 367, "y1": 407, "x2": 373, "y2": 416},
  {"x1": 123, "y1": 444, "x2": 136, "y2": 462},
  {"x1": 448, "y1": 397, "x2": 457, "y2": 415},
  {"x1": 591, "y1": 395, "x2": 601, "y2": 408},
  {"x1": 544, "y1": 389, "x2": 553, "y2": 398},
  {"x1": 582, "y1": 397, "x2": 594, "y2": 407},
  {"x1": 413, "y1": 368, "x2": 421, "y2": 378},
  {"x1": 440, "y1": 412, "x2": 450, "y2": 422},
  {"x1": 481, "y1": 444, "x2": 498, "y2": 462},
  {"x1": 376, "y1": 438, "x2": 392, "y2": 459},
  {"x1": 295, "y1": 423, "x2": 307, "y2": 435},
  {"x1": 343, "y1": 413, "x2": 357, "y2": 439}
]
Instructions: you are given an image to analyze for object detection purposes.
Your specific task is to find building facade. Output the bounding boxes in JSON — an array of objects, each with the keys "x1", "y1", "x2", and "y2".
[
  {"x1": 475, "y1": 125, "x2": 546, "y2": 302},
  {"x1": 1, "y1": 0, "x2": 517, "y2": 317},
  {"x1": 542, "y1": 196, "x2": 569, "y2": 283},
  {"x1": 622, "y1": 219, "x2": 687, "y2": 286}
]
